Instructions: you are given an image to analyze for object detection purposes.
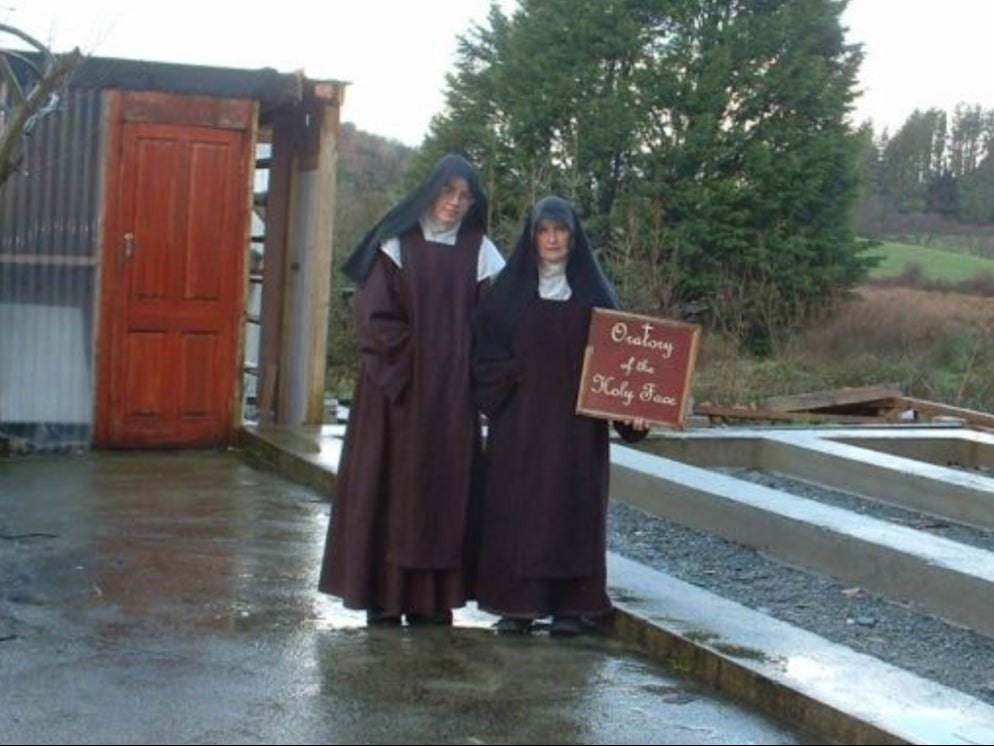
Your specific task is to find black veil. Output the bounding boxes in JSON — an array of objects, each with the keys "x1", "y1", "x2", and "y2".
[
  {"x1": 341, "y1": 153, "x2": 489, "y2": 284},
  {"x1": 473, "y1": 195, "x2": 618, "y2": 361}
]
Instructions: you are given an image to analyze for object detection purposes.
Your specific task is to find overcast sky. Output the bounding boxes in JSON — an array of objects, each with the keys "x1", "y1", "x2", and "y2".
[{"x1": 7, "y1": 0, "x2": 993, "y2": 146}]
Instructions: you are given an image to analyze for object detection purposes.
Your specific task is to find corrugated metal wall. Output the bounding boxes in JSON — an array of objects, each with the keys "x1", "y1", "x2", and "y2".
[{"x1": 0, "y1": 88, "x2": 103, "y2": 454}]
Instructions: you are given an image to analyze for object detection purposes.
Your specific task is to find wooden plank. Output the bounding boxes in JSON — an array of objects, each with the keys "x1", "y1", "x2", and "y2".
[
  {"x1": 259, "y1": 112, "x2": 293, "y2": 424},
  {"x1": 303, "y1": 102, "x2": 338, "y2": 424},
  {"x1": 761, "y1": 384, "x2": 904, "y2": 413},
  {"x1": 898, "y1": 397, "x2": 994, "y2": 430},
  {"x1": 258, "y1": 362, "x2": 278, "y2": 425},
  {"x1": 694, "y1": 403, "x2": 896, "y2": 425}
]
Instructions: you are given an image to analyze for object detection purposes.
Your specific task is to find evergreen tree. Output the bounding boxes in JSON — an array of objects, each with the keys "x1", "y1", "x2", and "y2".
[
  {"x1": 879, "y1": 108, "x2": 947, "y2": 213},
  {"x1": 423, "y1": 0, "x2": 870, "y2": 352},
  {"x1": 953, "y1": 105, "x2": 994, "y2": 224}
]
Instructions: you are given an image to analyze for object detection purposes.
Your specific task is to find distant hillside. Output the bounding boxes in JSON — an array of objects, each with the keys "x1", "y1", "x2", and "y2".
[
  {"x1": 327, "y1": 124, "x2": 414, "y2": 394},
  {"x1": 334, "y1": 123, "x2": 414, "y2": 258}
]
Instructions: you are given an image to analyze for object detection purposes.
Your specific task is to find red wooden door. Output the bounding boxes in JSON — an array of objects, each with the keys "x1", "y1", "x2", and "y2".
[{"x1": 96, "y1": 93, "x2": 252, "y2": 448}]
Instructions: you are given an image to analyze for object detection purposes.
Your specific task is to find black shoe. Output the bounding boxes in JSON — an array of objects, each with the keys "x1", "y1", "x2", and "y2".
[
  {"x1": 493, "y1": 617, "x2": 533, "y2": 634},
  {"x1": 552, "y1": 614, "x2": 602, "y2": 637},
  {"x1": 550, "y1": 615, "x2": 581, "y2": 637},
  {"x1": 405, "y1": 610, "x2": 453, "y2": 626},
  {"x1": 366, "y1": 608, "x2": 402, "y2": 626}
]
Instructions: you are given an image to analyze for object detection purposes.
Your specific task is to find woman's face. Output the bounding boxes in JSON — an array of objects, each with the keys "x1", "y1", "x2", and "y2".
[
  {"x1": 535, "y1": 218, "x2": 571, "y2": 263},
  {"x1": 430, "y1": 177, "x2": 475, "y2": 227}
]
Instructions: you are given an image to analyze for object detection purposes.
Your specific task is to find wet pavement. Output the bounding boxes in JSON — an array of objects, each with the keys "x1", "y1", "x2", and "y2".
[{"x1": 0, "y1": 449, "x2": 817, "y2": 745}]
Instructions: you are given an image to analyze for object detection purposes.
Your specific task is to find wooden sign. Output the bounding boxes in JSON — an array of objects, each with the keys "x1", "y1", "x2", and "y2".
[{"x1": 576, "y1": 308, "x2": 701, "y2": 427}]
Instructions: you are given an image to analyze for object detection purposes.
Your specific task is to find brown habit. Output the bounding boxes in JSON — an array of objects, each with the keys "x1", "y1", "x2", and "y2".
[
  {"x1": 319, "y1": 227, "x2": 484, "y2": 614},
  {"x1": 474, "y1": 298, "x2": 639, "y2": 619}
]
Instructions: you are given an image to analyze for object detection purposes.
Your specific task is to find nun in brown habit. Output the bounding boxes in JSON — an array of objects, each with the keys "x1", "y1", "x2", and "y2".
[
  {"x1": 471, "y1": 195, "x2": 647, "y2": 636},
  {"x1": 318, "y1": 154, "x2": 505, "y2": 625}
]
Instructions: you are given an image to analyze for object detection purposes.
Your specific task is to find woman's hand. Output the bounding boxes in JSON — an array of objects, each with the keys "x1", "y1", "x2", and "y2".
[{"x1": 625, "y1": 417, "x2": 651, "y2": 432}]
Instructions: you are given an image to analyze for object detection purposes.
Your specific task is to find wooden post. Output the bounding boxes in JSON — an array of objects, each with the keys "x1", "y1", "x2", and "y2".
[{"x1": 303, "y1": 100, "x2": 339, "y2": 424}]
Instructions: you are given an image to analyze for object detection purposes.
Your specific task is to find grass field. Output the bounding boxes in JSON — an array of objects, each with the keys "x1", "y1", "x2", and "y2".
[
  {"x1": 691, "y1": 239, "x2": 994, "y2": 413},
  {"x1": 863, "y1": 240, "x2": 994, "y2": 282}
]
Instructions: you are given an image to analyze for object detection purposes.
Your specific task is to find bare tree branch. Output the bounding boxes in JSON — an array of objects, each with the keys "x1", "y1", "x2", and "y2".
[{"x1": 0, "y1": 23, "x2": 83, "y2": 187}]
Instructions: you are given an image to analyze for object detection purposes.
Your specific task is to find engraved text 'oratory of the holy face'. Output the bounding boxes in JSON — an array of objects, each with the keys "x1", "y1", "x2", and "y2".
[{"x1": 588, "y1": 321, "x2": 680, "y2": 408}]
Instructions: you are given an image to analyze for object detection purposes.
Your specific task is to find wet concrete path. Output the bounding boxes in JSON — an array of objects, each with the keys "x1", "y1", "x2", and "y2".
[{"x1": 0, "y1": 450, "x2": 819, "y2": 744}]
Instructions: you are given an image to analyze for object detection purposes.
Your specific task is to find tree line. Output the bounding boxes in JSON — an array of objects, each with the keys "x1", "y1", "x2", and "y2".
[
  {"x1": 333, "y1": 0, "x2": 990, "y2": 363},
  {"x1": 856, "y1": 105, "x2": 994, "y2": 242}
]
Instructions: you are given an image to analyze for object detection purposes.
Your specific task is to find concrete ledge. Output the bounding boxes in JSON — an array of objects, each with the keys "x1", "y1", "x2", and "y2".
[
  {"x1": 611, "y1": 444, "x2": 994, "y2": 637},
  {"x1": 761, "y1": 433, "x2": 994, "y2": 530},
  {"x1": 641, "y1": 427, "x2": 994, "y2": 530},
  {"x1": 832, "y1": 431, "x2": 994, "y2": 470},
  {"x1": 607, "y1": 552, "x2": 994, "y2": 746},
  {"x1": 235, "y1": 424, "x2": 342, "y2": 496}
]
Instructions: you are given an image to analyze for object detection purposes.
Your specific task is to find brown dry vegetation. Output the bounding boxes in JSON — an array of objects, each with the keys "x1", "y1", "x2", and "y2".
[
  {"x1": 329, "y1": 282, "x2": 994, "y2": 414},
  {"x1": 693, "y1": 285, "x2": 994, "y2": 413}
]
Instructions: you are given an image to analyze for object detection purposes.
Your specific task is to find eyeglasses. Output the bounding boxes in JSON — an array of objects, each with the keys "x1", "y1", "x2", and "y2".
[{"x1": 439, "y1": 184, "x2": 475, "y2": 207}]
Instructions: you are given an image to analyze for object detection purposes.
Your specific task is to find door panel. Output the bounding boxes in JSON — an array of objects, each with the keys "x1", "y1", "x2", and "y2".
[{"x1": 97, "y1": 112, "x2": 249, "y2": 448}]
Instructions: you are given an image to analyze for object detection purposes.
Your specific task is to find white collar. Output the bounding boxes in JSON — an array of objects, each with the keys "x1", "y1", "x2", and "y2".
[
  {"x1": 538, "y1": 258, "x2": 571, "y2": 300},
  {"x1": 419, "y1": 215, "x2": 460, "y2": 245}
]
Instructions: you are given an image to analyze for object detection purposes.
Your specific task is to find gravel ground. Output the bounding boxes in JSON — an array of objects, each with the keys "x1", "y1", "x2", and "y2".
[{"x1": 606, "y1": 466, "x2": 994, "y2": 706}]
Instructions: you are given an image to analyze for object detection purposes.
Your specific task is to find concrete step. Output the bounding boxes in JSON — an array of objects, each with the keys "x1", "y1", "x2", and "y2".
[
  {"x1": 611, "y1": 437, "x2": 994, "y2": 638},
  {"x1": 606, "y1": 552, "x2": 994, "y2": 745},
  {"x1": 641, "y1": 426, "x2": 994, "y2": 530}
]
